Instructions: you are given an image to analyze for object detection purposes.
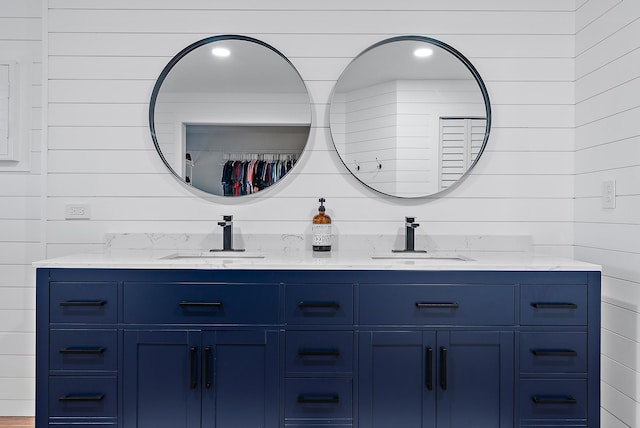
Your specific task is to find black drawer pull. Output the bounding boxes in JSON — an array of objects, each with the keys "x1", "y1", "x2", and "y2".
[
  {"x1": 59, "y1": 347, "x2": 106, "y2": 355},
  {"x1": 532, "y1": 395, "x2": 577, "y2": 405},
  {"x1": 416, "y1": 302, "x2": 459, "y2": 309},
  {"x1": 60, "y1": 300, "x2": 106, "y2": 307},
  {"x1": 179, "y1": 301, "x2": 222, "y2": 308},
  {"x1": 531, "y1": 302, "x2": 578, "y2": 309},
  {"x1": 531, "y1": 349, "x2": 578, "y2": 357},
  {"x1": 298, "y1": 348, "x2": 340, "y2": 357},
  {"x1": 204, "y1": 346, "x2": 212, "y2": 390},
  {"x1": 59, "y1": 393, "x2": 105, "y2": 402},
  {"x1": 297, "y1": 394, "x2": 340, "y2": 404},
  {"x1": 297, "y1": 301, "x2": 340, "y2": 309}
]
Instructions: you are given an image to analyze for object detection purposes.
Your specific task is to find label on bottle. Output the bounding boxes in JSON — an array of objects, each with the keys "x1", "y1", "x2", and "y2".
[{"x1": 312, "y1": 224, "x2": 332, "y2": 248}]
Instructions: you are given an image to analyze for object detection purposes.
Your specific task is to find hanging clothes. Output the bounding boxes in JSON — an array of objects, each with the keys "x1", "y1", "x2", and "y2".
[{"x1": 220, "y1": 156, "x2": 297, "y2": 196}]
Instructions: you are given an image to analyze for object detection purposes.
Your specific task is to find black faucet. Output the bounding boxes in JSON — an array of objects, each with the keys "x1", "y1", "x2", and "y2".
[
  {"x1": 211, "y1": 215, "x2": 244, "y2": 252},
  {"x1": 393, "y1": 216, "x2": 427, "y2": 253}
]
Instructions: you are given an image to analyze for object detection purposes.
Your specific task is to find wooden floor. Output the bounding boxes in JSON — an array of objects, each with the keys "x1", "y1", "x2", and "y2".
[{"x1": 0, "y1": 418, "x2": 34, "y2": 427}]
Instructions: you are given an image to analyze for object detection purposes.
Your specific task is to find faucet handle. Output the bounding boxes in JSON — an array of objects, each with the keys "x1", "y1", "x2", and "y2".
[
  {"x1": 405, "y1": 216, "x2": 415, "y2": 223},
  {"x1": 222, "y1": 215, "x2": 233, "y2": 222}
]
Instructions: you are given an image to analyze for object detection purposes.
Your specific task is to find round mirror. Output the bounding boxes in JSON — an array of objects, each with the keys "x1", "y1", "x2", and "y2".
[
  {"x1": 150, "y1": 35, "x2": 312, "y2": 197},
  {"x1": 329, "y1": 36, "x2": 491, "y2": 198}
]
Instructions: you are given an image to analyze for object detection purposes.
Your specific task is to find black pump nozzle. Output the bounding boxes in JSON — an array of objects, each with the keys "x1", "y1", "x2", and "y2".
[{"x1": 318, "y1": 197, "x2": 326, "y2": 212}]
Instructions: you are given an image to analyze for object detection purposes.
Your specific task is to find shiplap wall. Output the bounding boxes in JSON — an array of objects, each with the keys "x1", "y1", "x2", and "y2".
[
  {"x1": 0, "y1": 0, "x2": 42, "y2": 416},
  {"x1": 575, "y1": 0, "x2": 640, "y2": 426},
  {"x1": 45, "y1": 0, "x2": 577, "y2": 258}
]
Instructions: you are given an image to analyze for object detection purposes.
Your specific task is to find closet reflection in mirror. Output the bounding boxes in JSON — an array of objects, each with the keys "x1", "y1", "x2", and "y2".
[
  {"x1": 150, "y1": 35, "x2": 311, "y2": 197},
  {"x1": 329, "y1": 36, "x2": 491, "y2": 198}
]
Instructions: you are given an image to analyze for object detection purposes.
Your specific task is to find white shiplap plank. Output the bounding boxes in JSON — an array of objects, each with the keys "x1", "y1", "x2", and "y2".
[
  {"x1": 48, "y1": 32, "x2": 575, "y2": 59},
  {"x1": 0, "y1": 356, "x2": 34, "y2": 379},
  {"x1": 49, "y1": 0, "x2": 577, "y2": 12},
  {"x1": 576, "y1": 78, "x2": 640, "y2": 127},
  {"x1": 0, "y1": 220, "x2": 41, "y2": 242},
  {"x1": 575, "y1": 106, "x2": 640, "y2": 151},
  {"x1": 0, "y1": 288, "x2": 35, "y2": 311},
  {"x1": 47, "y1": 9, "x2": 574, "y2": 36},
  {"x1": 0, "y1": 0, "x2": 42, "y2": 17},
  {"x1": 0, "y1": 18, "x2": 41, "y2": 41},
  {"x1": 0, "y1": 197, "x2": 42, "y2": 220},
  {"x1": 574, "y1": 223, "x2": 640, "y2": 254},
  {"x1": 0, "y1": 309, "x2": 35, "y2": 334},
  {"x1": 0, "y1": 332, "x2": 35, "y2": 355},
  {"x1": 574, "y1": 196, "x2": 640, "y2": 225},
  {"x1": 575, "y1": 137, "x2": 640, "y2": 174},
  {"x1": 0, "y1": 265, "x2": 35, "y2": 288}
]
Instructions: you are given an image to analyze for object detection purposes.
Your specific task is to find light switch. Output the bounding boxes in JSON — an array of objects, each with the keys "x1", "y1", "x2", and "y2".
[{"x1": 601, "y1": 179, "x2": 616, "y2": 209}]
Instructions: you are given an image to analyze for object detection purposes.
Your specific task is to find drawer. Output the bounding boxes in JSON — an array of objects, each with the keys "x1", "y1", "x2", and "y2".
[
  {"x1": 50, "y1": 283, "x2": 117, "y2": 324},
  {"x1": 360, "y1": 284, "x2": 514, "y2": 325},
  {"x1": 50, "y1": 329, "x2": 117, "y2": 372},
  {"x1": 286, "y1": 331, "x2": 353, "y2": 376},
  {"x1": 520, "y1": 379, "x2": 587, "y2": 421},
  {"x1": 520, "y1": 332, "x2": 587, "y2": 374},
  {"x1": 123, "y1": 283, "x2": 279, "y2": 324},
  {"x1": 49, "y1": 376, "x2": 117, "y2": 418},
  {"x1": 285, "y1": 284, "x2": 353, "y2": 325},
  {"x1": 520, "y1": 285, "x2": 587, "y2": 326},
  {"x1": 285, "y1": 378, "x2": 352, "y2": 420}
]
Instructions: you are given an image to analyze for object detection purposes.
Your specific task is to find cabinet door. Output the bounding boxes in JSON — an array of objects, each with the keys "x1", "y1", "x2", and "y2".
[
  {"x1": 123, "y1": 331, "x2": 201, "y2": 428},
  {"x1": 202, "y1": 330, "x2": 279, "y2": 428},
  {"x1": 359, "y1": 331, "x2": 436, "y2": 428},
  {"x1": 436, "y1": 331, "x2": 513, "y2": 428}
]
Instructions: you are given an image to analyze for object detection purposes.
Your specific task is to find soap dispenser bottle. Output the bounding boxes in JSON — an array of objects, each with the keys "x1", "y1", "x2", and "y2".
[{"x1": 312, "y1": 197, "x2": 332, "y2": 252}]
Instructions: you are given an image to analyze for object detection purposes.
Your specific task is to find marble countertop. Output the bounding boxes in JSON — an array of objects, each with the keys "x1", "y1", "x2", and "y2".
[{"x1": 33, "y1": 248, "x2": 600, "y2": 272}]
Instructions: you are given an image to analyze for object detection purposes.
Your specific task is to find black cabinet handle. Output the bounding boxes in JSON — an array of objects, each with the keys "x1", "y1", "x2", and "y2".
[
  {"x1": 531, "y1": 302, "x2": 578, "y2": 309},
  {"x1": 426, "y1": 347, "x2": 433, "y2": 391},
  {"x1": 297, "y1": 301, "x2": 340, "y2": 309},
  {"x1": 59, "y1": 346, "x2": 106, "y2": 355},
  {"x1": 297, "y1": 395, "x2": 340, "y2": 404},
  {"x1": 416, "y1": 302, "x2": 459, "y2": 309},
  {"x1": 532, "y1": 395, "x2": 577, "y2": 405},
  {"x1": 60, "y1": 300, "x2": 106, "y2": 307},
  {"x1": 189, "y1": 346, "x2": 197, "y2": 389},
  {"x1": 59, "y1": 393, "x2": 104, "y2": 402},
  {"x1": 179, "y1": 301, "x2": 222, "y2": 308},
  {"x1": 298, "y1": 348, "x2": 340, "y2": 357},
  {"x1": 531, "y1": 349, "x2": 578, "y2": 357},
  {"x1": 440, "y1": 347, "x2": 448, "y2": 390},
  {"x1": 204, "y1": 346, "x2": 212, "y2": 390}
]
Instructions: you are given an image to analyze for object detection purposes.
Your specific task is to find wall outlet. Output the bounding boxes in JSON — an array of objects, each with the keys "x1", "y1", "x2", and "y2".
[
  {"x1": 601, "y1": 179, "x2": 616, "y2": 209},
  {"x1": 65, "y1": 203, "x2": 91, "y2": 220}
]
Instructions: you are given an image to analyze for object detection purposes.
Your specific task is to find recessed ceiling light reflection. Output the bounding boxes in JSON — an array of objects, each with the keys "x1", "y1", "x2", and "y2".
[
  {"x1": 414, "y1": 48, "x2": 434, "y2": 58},
  {"x1": 211, "y1": 47, "x2": 231, "y2": 57}
]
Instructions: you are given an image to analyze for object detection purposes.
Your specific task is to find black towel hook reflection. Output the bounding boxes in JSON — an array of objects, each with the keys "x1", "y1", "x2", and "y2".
[
  {"x1": 375, "y1": 158, "x2": 382, "y2": 169},
  {"x1": 354, "y1": 160, "x2": 360, "y2": 171}
]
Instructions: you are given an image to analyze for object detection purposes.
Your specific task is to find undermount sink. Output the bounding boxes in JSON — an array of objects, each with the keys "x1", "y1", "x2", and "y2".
[
  {"x1": 163, "y1": 251, "x2": 265, "y2": 260},
  {"x1": 371, "y1": 253, "x2": 472, "y2": 262}
]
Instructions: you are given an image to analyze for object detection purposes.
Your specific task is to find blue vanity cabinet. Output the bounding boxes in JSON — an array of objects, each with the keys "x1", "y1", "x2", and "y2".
[
  {"x1": 358, "y1": 283, "x2": 515, "y2": 428},
  {"x1": 122, "y1": 329, "x2": 279, "y2": 428},
  {"x1": 120, "y1": 280, "x2": 280, "y2": 428},
  {"x1": 36, "y1": 268, "x2": 600, "y2": 428}
]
